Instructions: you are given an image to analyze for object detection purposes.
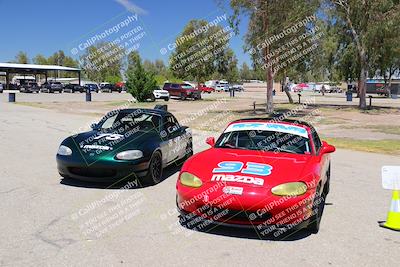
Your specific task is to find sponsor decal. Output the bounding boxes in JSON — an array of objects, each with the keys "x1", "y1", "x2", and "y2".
[
  {"x1": 210, "y1": 161, "x2": 272, "y2": 186},
  {"x1": 82, "y1": 144, "x2": 113, "y2": 150},
  {"x1": 222, "y1": 186, "x2": 244, "y2": 195},
  {"x1": 224, "y1": 122, "x2": 308, "y2": 138},
  {"x1": 213, "y1": 161, "x2": 272, "y2": 176},
  {"x1": 94, "y1": 133, "x2": 124, "y2": 141},
  {"x1": 212, "y1": 174, "x2": 264, "y2": 186}
]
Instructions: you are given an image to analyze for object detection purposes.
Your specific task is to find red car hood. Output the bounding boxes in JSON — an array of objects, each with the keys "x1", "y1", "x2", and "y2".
[{"x1": 183, "y1": 148, "x2": 313, "y2": 188}]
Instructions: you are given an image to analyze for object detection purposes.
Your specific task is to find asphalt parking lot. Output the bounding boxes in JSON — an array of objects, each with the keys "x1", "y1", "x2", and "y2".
[{"x1": 1, "y1": 94, "x2": 399, "y2": 266}]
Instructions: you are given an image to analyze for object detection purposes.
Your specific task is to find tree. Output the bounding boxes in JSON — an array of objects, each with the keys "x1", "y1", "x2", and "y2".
[
  {"x1": 169, "y1": 19, "x2": 230, "y2": 85},
  {"x1": 79, "y1": 42, "x2": 123, "y2": 82},
  {"x1": 32, "y1": 54, "x2": 48, "y2": 65},
  {"x1": 239, "y1": 62, "x2": 251, "y2": 81},
  {"x1": 217, "y1": 48, "x2": 239, "y2": 83},
  {"x1": 126, "y1": 51, "x2": 157, "y2": 102},
  {"x1": 143, "y1": 60, "x2": 157, "y2": 74},
  {"x1": 15, "y1": 51, "x2": 29, "y2": 64},
  {"x1": 368, "y1": 3, "x2": 400, "y2": 96},
  {"x1": 228, "y1": 0, "x2": 319, "y2": 113},
  {"x1": 154, "y1": 59, "x2": 167, "y2": 76},
  {"x1": 46, "y1": 50, "x2": 79, "y2": 78},
  {"x1": 332, "y1": 0, "x2": 400, "y2": 108}
]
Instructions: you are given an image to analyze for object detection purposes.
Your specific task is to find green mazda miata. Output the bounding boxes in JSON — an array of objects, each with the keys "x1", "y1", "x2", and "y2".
[{"x1": 56, "y1": 106, "x2": 192, "y2": 185}]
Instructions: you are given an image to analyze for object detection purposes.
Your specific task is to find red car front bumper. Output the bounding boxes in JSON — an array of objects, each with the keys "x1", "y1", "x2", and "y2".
[{"x1": 176, "y1": 181, "x2": 315, "y2": 230}]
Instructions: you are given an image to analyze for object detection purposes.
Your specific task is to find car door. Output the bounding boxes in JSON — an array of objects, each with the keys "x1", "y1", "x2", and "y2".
[
  {"x1": 160, "y1": 115, "x2": 185, "y2": 164},
  {"x1": 170, "y1": 84, "x2": 180, "y2": 97}
]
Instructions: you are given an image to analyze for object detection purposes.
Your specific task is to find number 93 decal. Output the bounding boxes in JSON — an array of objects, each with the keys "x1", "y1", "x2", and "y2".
[{"x1": 212, "y1": 161, "x2": 272, "y2": 176}]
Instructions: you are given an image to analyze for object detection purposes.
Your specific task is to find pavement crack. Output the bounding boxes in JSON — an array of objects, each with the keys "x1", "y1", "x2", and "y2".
[
  {"x1": 33, "y1": 217, "x2": 77, "y2": 250},
  {"x1": 0, "y1": 187, "x2": 23, "y2": 194}
]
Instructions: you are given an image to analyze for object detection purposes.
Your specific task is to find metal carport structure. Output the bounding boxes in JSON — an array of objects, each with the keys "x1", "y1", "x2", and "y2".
[{"x1": 0, "y1": 62, "x2": 81, "y2": 89}]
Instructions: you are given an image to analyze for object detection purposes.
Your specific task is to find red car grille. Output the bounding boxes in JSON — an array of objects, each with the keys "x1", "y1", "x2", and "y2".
[{"x1": 199, "y1": 206, "x2": 272, "y2": 224}]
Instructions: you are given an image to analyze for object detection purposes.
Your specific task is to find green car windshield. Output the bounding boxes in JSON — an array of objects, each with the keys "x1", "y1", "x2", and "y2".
[{"x1": 97, "y1": 111, "x2": 161, "y2": 133}]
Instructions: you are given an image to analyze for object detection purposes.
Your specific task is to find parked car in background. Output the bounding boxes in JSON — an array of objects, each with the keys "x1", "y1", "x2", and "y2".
[
  {"x1": 293, "y1": 86, "x2": 303, "y2": 93},
  {"x1": 8, "y1": 83, "x2": 20, "y2": 90},
  {"x1": 99, "y1": 82, "x2": 110, "y2": 88},
  {"x1": 327, "y1": 86, "x2": 343, "y2": 93},
  {"x1": 198, "y1": 84, "x2": 215, "y2": 94},
  {"x1": 215, "y1": 84, "x2": 229, "y2": 92},
  {"x1": 115, "y1": 82, "x2": 126, "y2": 92},
  {"x1": 100, "y1": 83, "x2": 121, "y2": 93},
  {"x1": 163, "y1": 83, "x2": 201, "y2": 100},
  {"x1": 229, "y1": 84, "x2": 244, "y2": 92},
  {"x1": 84, "y1": 83, "x2": 99, "y2": 93},
  {"x1": 40, "y1": 82, "x2": 63, "y2": 93},
  {"x1": 377, "y1": 86, "x2": 390, "y2": 96},
  {"x1": 64, "y1": 84, "x2": 85, "y2": 93},
  {"x1": 20, "y1": 82, "x2": 40, "y2": 93},
  {"x1": 205, "y1": 80, "x2": 218, "y2": 89},
  {"x1": 219, "y1": 80, "x2": 230, "y2": 91},
  {"x1": 152, "y1": 87, "x2": 170, "y2": 101}
]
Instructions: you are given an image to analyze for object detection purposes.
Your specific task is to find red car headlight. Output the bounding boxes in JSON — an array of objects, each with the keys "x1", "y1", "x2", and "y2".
[
  {"x1": 271, "y1": 182, "x2": 307, "y2": 196},
  {"x1": 180, "y1": 172, "x2": 202, "y2": 188}
]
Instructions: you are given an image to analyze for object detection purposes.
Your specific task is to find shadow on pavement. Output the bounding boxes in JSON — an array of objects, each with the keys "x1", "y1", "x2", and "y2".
[{"x1": 179, "y1": 219, "x2": 312, "y2": 241}]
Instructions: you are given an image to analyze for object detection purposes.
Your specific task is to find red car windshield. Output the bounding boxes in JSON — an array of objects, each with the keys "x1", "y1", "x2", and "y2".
[{"x1": 215, "y1": 130, "x2": 311, "y2": 154}]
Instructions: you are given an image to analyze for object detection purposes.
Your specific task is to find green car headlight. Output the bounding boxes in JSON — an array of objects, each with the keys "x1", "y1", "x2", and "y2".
[
  {"x1": 116, "y1": 150, "x2": 143, "y2": 160},
  {"x1": 57, "y1": 145, "x2": 72, "y2": 156},
  {"x1": 180, "y1": 172, "x2": 202, "y2": 188},
  {"x1": 271, "y1": 182, "x2": 307, "y2": 196}
]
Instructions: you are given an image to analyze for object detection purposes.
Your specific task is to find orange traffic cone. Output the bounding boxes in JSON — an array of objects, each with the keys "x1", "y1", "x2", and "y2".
[{"x1": 380, "y1": 190, "x2": 400, "y2": 231}]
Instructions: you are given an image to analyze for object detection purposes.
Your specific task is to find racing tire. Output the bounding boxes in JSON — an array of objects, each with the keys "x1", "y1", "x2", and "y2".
[
  {"x1": 185, "y1": 140, "x2": 193, "y2": 160},
  {"x1": 324, "y1": 165, "x2": 331, "y2": 196},
  {"x1": 307, "y1": 186, "x2": 326, "y2": 234},
  {"x1": 143, "y1": 151, "x2": 163, "y2": 185}
]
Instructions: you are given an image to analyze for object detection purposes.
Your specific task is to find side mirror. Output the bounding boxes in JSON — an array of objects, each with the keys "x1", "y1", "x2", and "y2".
[
  {"x1": 321, "y1": 141, "x2": 335, "y2": 154},
  {"x1": 206, "y1": 137, "x2": 215, "y2": 147},
  {"x1": 90, "y1": 123, "x2": 98, "y2": 130}
]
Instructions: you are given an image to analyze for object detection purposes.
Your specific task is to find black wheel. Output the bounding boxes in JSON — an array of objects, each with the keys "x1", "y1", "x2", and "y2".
[
  {"x1": 164, "y1": 97, "x2": 169, "y2": 101},
  {"x1": 324, "y1": 165, "x2": 331, "y2": 195},
  {"x1": 307, "y1": 185, "x2": 326, "y2": 234},
  {"x1": 180, "y1": 93, "x2": 186, "y2": 100},
  {"x1": 144, "y1": 151, "x2": 163, "y2": 185},
  {"x1": 185, "y1": 140, "x2": 193, "y2": 160}
]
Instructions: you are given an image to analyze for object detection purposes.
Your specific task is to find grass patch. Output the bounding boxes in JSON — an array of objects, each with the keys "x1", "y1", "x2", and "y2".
[
  {"x1": 364, "y1": 125, "x2": 400, "y2": 135},
  {"x1": 323, "y1": 137, "x2": 400, "y2": 155},
  {"x1": 339, "y1": 125, "x2": 400, "y2": 135},
  {"x1": 316, "y1": 117, "x2": 348, "y2": 125}
]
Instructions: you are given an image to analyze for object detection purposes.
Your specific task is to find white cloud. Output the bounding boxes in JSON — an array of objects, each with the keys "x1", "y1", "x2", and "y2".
[{"x1": 115, "y1": 0, "x2": 147, "y2": 15}]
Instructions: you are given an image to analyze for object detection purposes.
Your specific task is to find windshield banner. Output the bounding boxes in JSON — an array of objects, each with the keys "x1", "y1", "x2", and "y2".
[{"x1": 224, "y1": 122, "x2": 309, "y2": 138}]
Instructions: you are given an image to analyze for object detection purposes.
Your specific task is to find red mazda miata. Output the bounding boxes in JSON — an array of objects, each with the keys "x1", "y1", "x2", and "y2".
[{"x1": 176, "y1": 118, "x2": 335, "y2": 234}]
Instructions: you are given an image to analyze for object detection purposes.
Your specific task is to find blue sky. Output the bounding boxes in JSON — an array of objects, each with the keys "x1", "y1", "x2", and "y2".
[{"x1": 0, "y1": 0, "x2": 250, "y2": 66}]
